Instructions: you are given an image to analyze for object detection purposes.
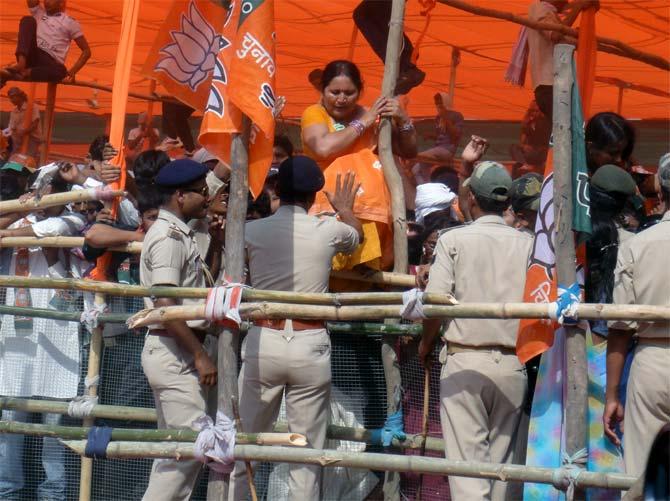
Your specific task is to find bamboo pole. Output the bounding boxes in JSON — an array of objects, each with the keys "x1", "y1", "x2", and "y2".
[
  {"x1": 0, "y1": 189, "x2": 125, "y2": 215},
  {"x1": 447, "y1": 47, "x2": 460, "y2": 106},
  {"x1": 378, "y1": 1, "x2": 410, "y2": 497},
  {"x1": 79, "y1": 292, "x2": 105, "y2": 501},
  {"x1": 0, "y1": 420, "x2": 306, "y2": 447},
  {"x1": 434, "y1": 0, "x2": 670, "y2": 72},
  {"x1": 60, "y1": 442, "x2": 636, "y2": 492},
  {"x1": 208, "y1": 115, "x2": 251, "y2": 500},
  {"x1": 127, "y1": 301, "x2": 670, "y2": 328},
  {"x1": 0, "y1": 236, "x2": 139, "y2": 254},
  {"x1": 552, "y1": 44, "x2": 588, "y2": 498},
  {"x1": 40, "y1": 82, "x2": 57, "y2": 166},
  {"x1": 20, "y1": 83, "x2": 37, "y2": 155},
  {"x1": 0, "y1": 398, "x2": 445, "y2": 452},
  {"x1": 65, "y1": 80, "x2": 179, "y2": 104},
  {"x1": 594, "y1": 76, "x2": 670, "y2": 99}
]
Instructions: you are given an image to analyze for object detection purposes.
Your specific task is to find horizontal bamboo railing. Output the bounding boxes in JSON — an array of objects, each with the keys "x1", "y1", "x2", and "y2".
[
  {"x1": 0, "y1": 190, "x2": 125, "y2": 214},
  {"x1": 59, "y1": 440, "x2": 636, "y2": 491},
  {"x1": 0, "y1": 399, "x2": 442, "y2": 452}
]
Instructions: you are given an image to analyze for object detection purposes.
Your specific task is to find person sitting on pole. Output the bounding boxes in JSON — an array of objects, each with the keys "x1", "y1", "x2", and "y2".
[
  {"x1": 419, "y1": 157, "x2": 533, "y2": 501},
  {"x1": 229, "y1": 156, "x2": 362, "y2": 500},
  {"x1": 1, "y1": 0, "x2": 91, "y2": 88}
]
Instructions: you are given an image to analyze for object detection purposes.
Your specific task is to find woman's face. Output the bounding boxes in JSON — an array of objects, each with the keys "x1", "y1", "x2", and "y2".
[
  {"x1": 322, "y1": 75, "x2": 360, "y2": 122},
  {"x1": 588, "y1": 140, "x2": 626, "y2": 170}
]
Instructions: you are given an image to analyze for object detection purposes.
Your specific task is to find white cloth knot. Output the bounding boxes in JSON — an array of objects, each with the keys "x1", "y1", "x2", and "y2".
[
  {"x1": 193, "y1": 411, "x2": 236, "y2": 473},
  {"x1": 80, "y1": 303, "x2": 108, "y2": 331},
  {"x1": 68, "y1": 395, "x2": 99, "y2": 419},
  {"x1": 551, "y1": 448, "x2": 588, "y2": 501},
  {"x1": 89, "y1": 186, "x2": 118, "y2": 202},
  {"x1": 400, "y1": 288, "x2": 427, "y2": 320},
  {"x1": 205, "y1": 283, "x2": 247, "y2": 326}
]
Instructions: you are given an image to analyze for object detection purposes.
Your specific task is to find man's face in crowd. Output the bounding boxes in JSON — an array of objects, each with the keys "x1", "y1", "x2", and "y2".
[
  {"x1": 44, "y1": 0, "x2": 65, "y2": 15},
  {"x1": 272, "y1": 146, "x2": 290, "y2": 170},
  {"x1": 178, "y1": 178, "x2": 210, "y2": 220},
  {"x1": 8, "y1": 92, "x2": 24, "y2": 108},
  {"x1": 141, "y1": 208, "x2": 159, "y2": 232},
  {"x1": 208, "y1": 186, "x2": 228, "y2": 216}
]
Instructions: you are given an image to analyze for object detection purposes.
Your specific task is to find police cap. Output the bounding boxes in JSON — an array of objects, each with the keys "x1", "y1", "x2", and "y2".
[
  {"x1": 463, "y1": 161, "x2": 512, "y2": 202},
  {"x1": 155, "y1": 159, "x2": 209, "y2": 188},
  {"x1": 511, "y1": 173, "x2": 542, "y2": 212},
  {"x1": 277, "y1": 155, "x2": 325, "y2": 195}
]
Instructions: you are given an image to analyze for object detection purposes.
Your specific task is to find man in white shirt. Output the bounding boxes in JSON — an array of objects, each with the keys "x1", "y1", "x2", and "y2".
[
  {"x1": 7, "y1": 86, "x2": 42, "y2": 158},
  {"x1": 1, "y1": 0, "x2": 91, "y2": 87}
]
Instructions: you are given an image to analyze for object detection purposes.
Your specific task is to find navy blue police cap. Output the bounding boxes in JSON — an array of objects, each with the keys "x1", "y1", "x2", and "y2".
[
  {"x1": 277, "y1": 155, "x2": 325, "y2": 195},
  {"x1": 155, "y1": 159, "x2": 209, "y2": 188}
]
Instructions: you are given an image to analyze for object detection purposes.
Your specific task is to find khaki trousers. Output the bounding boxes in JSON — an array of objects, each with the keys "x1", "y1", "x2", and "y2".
[
  {"x1": 623, "y1": 344, "x2": 670, "y2": 477},
  {"x1": 440, "y1": 349, "x2": 527, "y2": 501},
  {"x1": 230, "y1": 325, "x2": 331, "y2": 501},
  {"x1": 141, "y1": 334, "x2": 217, "y2": 501}
]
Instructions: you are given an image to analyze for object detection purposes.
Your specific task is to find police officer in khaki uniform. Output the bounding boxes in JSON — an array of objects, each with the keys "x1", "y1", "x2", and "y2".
[
  {"x1": 140, "y1": 159, "x2": 219, "y2": 501},
  {"x1": 604, "y1": 153, "x2": 670, "y2": 478},
  {"x1": 420, "y1": 161, "x2": 533, "y2": 501},
  {"x1": 229, "y1": 156, "x2": 361, "y2": 501},
  {"x1": 509, "y1": 172, "x2": 542, "y2": 234}
]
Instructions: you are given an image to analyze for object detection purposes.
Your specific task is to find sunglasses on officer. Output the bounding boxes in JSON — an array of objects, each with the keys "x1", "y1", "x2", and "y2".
[{"x1": 179, "y1": 185, "x2": 209, "y2": 198}]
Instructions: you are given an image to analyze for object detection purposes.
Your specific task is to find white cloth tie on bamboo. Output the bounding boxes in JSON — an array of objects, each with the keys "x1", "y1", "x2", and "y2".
[
  {"x1": 67, "y1": 376, "x2": 100, "y2": 418},
  {"x1": 400, "y1": 288, "x2": 427, "y2": 320},
  {"x1": 88, "y1": 186, "x2": 119, "y2": 202},
  {"x1": 204, "y1": 283, "x2": 247, "y2": 326},
  {"x1": 193, "y1": 411, "x2": 236, "y2": 473},
  {"x1": 551, "y1": 448, "x2": 588, "y2": 501},
  {"x1": 80, "y1": 302, "x2": 108, "y2": 331}
]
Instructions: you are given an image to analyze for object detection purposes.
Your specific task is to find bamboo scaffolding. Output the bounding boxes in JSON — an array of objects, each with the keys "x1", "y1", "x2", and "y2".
[
  {"x1": 60, "y1": 442, "x2": 636, "y2": 492},
  {"x1": 0, "y1": 257, "x2": 415, "y2": 288},
  {"x1": 0, "y1": 190, "x2": 125, "y2": 215},
  {"x1": 435, "y1": 0, "x2": 670, "y2": 72},
  {"x1": 127, "y1": 301, "x2": 670, "y2": 328},
  {"x1": 0, "y1": 420, "x2": 307, "y2": 447},
  {"x1": 65, "y1": 80, "x2": 179, "y2": 104},
  {"x1": 0, "y1": 398, "x2": 444, "y2": 452},
  {"x1": 0, "y1": 236, "x2": 140, "y2": 253}
]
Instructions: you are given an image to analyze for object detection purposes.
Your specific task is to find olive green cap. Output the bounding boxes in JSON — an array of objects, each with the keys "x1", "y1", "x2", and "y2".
[
  {"x1": 463, "y1": 161, "x2": 512, "y2": 202},
  {"x1": 591, "y1": 164, "x2": 637, "y2": 196},
  {"x1": 510, "y1": 173, "x2": 542, "y2": 212}
]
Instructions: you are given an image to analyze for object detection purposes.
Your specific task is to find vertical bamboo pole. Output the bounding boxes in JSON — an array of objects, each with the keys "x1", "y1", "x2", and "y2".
[
  {"x1": 206, "y1": 116, "x2": 250, "y2": 500},
  {"x1": 78, "y1": 292, "x2": 105, "y2": 501},
  {"x1": 378, "y1": 1, "x2": 408, "y2": 499},
  {"x1": 40, "y1": 82, "x2": 57, "y2": 166},
  {"x1": 551, "y1": 44, "x2": 588, "y2": 499},
  {"x1": 616, "y1": 86, "x2": 624, "y2": 115},
  {"x1": 20, "y1": 83, "x2": 37, "y2": 155},
  {"x1": 447, "y1": 47, "x2": 460, "y2": 107}
]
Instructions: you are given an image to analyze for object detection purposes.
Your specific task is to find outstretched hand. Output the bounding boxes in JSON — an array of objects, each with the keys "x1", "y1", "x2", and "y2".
[
  {"x1": 461, "y1": 135, "x2": 489, "y2": 164},
  {"x1": 324, "y1": 171, "x2": 360, "y2": 214}
]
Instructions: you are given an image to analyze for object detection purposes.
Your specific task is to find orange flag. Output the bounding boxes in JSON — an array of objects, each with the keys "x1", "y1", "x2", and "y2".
[
  {"x1": 575, "y1": 7, "x2": 597, "y2": 118},
  {"x1": 142, "y1": 0, "x2": 230, "y2": 111},
  {"x1": 89, "y1": 0, "x2": 139, "y2": 281},
  {"x1": 199, "y1": 0, "x2": 276, "y2": 197}
]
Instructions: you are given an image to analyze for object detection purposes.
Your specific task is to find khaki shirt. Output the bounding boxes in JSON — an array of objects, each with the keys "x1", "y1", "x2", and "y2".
[
  {"x1": 425, "y1": 215, "x2": 533, "y2": 347},
  {"x1": 610, "y1": 212, "x2": 670, "y2": 338},
  {"x1": 140, "y1": 209, "x2": 209, "y2": 330},
  {"x1": 245, "y1": 205, "x2": 359, "y2": 292}
]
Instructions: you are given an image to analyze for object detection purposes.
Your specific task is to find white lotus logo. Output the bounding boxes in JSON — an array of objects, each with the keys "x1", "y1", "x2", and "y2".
[{"x1": 155, "y1": 1, "x2": 223, "y2": 91}]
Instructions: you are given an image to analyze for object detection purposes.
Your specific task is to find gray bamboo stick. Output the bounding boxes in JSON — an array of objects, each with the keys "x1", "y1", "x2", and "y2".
[
  {"x1": 0, "y1": 190, "x2": 125, "y2": 215},
  {"x1": 60, "y1": 441, "x2": 636, "y2": 492},
  {"x1": 553, "y1": 44, "x2": 588, "y2": 498}
]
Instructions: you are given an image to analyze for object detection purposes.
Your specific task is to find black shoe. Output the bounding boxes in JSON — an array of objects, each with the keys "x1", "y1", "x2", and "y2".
[{"x1": 394, "y1": 67, "x2": 426, "y2": 95}]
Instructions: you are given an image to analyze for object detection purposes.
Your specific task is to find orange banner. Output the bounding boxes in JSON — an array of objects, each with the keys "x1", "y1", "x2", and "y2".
[
  {"x1": 199, "y1": 0, "x2": 276, "y2": 197},
  {"x1": 142, "y1": 0, "x2": 229, "y2": 110},
  {"x1": 576, "y1": 7, "x2": 598, "y2": 118}
]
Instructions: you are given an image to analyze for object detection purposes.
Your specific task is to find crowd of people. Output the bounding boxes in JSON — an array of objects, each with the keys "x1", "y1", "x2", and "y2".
[{"x1": 0, "y1": 0, "x2": 668, "y2": 500}]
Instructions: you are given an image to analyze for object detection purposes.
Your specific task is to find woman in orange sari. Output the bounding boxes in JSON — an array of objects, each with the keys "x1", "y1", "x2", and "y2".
[{"x1": 301, "y1": 60, "x2": 417, "y2": 273}]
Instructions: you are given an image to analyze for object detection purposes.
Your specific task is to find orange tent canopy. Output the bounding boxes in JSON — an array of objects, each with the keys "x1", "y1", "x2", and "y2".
[{"x1": 1, "y1": 0, "x2": 668, "y2": 119}]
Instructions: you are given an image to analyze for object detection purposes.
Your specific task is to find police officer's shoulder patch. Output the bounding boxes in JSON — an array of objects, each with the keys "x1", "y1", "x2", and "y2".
[{"x1": 167, "y1": 224, "x2": 183, "y2": 241}]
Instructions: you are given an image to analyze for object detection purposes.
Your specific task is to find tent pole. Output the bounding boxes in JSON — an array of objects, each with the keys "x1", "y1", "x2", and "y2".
[
  {"x1": 378, "y1": 0, "x2": 409, "y2": 499},
  {"x1": 78, "y1": 292, "x2": 105, "y2": 501},
  {"x1": 552, "y1": 44, "x2": 588, "y2": 499},
  {"x1": 40, "y1": 82, "x2": 57, "y2": 166},
  {"x1": 435, "y1": 0, "x2": 669, "y2": 72},
  {"x1": 447, "y1": 47, "x2": 460, "y2": 107},
  {"x1": 20, "y1": 83, "x2": 37, "y2": 155},
  {"x1": 616, "y1": 86, "x2": 624, "y2": 114},
  {"x1": 206, "y1": 116, "x2": 250, "y2": 501}
]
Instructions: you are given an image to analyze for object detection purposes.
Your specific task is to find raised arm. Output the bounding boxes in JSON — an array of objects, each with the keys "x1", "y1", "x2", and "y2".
[
  {"x1": 324, "y1": 171, "x2": 364, "y2": 241},
  {"x1": 63, "y1": 35, "x2": 91, "y2": 83},
  {"x1": 27, "y1": 0, "x2": 40, "y2": 9},
  {"x1": 84, "y1": 222, "x2": 144, "y2": 248}
]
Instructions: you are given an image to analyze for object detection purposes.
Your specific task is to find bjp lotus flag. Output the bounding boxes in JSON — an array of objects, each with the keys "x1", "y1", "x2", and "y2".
[
  {"x1": 199, "y1": 0, "x2": 276, "y2": 197},
  {"x1": 142, "y1": 0, "x2": 230, "y2": 110}
]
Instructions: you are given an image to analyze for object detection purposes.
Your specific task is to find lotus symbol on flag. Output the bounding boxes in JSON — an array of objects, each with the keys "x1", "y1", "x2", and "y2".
[{"x1": 155, "y1": 1, "x2": 223, "y2": 91}]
